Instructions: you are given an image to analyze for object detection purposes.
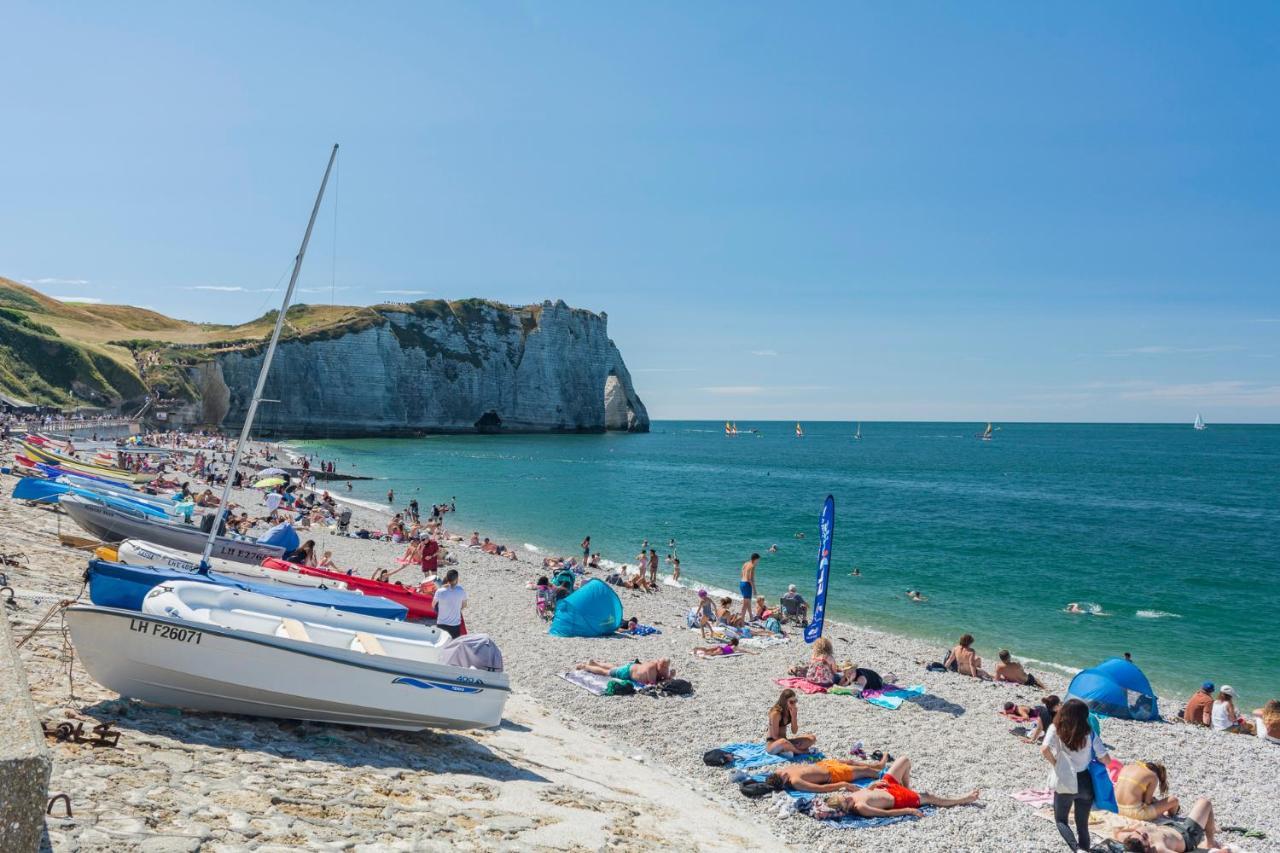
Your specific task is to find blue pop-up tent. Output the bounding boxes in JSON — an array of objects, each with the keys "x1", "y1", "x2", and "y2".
[
  {"x1": 549, "y1": 579, "x2": 623, "y2": 638},
  {"x1": 257, "y1": 521, "x2": 300, "y2": 552},
  {"x1": 1066, "y1": 657, "x2": 1160, "y2": 721}
]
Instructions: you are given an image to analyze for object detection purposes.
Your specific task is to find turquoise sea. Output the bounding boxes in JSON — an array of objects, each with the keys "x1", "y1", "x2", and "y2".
[{"x1": 293, "y1": 422, "x2": 1280, "y2": 704}]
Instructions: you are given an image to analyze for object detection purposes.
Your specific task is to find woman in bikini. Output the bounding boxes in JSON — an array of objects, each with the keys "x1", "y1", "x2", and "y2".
[
  {"x1": 764, "y1": 689, "x2": 817, "y2": 756},
  {"x1": 1115, "y1": 761, "x2": 1180, "y2": 822}
]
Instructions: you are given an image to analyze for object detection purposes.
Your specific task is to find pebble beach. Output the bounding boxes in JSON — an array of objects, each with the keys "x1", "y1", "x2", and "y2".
[{"x1": 3, "y1": 440, "x2": 1278, "y2": 852}]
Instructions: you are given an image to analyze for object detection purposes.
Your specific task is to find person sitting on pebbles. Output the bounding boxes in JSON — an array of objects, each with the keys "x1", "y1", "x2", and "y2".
[
  {"x1": 994, "y1": 649, "x2": 1045, "y2": 688},
  {"x1": 821, "y1": 756, "x2": 980, "y2": 818},
  {"x1": 574, "y1": 658, "x2": 673, "y2": 686},
  {"x1": 765, "y1": 689, "x2": 817, "y2": 756},
  {"x1": 765, "y1": 754, "x2": 888, "y2": 792}
]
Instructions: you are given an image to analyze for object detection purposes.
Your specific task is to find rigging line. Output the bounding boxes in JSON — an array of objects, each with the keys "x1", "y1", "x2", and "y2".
[{"x1": 330, "y1": 149, "x2": 340, "y2": 306}]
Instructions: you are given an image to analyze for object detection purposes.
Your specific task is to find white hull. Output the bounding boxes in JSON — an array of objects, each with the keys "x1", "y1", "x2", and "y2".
[
  {"x1": 115, "y1": 539, "x2": 343, "y2": 590},
  {"x1": 67, "y1": 605, "x2": 509, "y2": 731}
]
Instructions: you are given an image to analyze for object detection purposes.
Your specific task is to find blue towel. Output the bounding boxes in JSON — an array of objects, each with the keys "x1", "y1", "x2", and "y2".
[
  {"x1": 865, "y1": 684, "x2": 926, "y2": 710},
  {"x1": 719, "y1": 742, "x2": 824, "y2": 769},
  {"x1": 623, "y1": 624, "x2": 661, "y2": 636}
]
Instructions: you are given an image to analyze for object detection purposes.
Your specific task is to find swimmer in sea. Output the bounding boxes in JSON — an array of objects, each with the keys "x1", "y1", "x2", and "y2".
[
  {"x1": 907, "y1": 590, "x2": 926, "y2": 602},
  {"x1": 1065, "y1": 602, "x2": 1085, "y2": 614},
  {"x1": 768, "y1": 544, "x2": 778, "y2": 553},
  {"x1": 849, "y1": 568, "x2": 862, "y2": 577},
  {"x1": 794, "y1": 532, "x2": 806, "y2": 539}
]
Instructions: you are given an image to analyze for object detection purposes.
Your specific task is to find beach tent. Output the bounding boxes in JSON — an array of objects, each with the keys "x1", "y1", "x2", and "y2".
[
  {"x1": 549, "y1": 579, "x2": 623, "y2": 638},
  {"x1": 257, "y1": 521, "x2": 300, "y2": 553},
  {"x1": 1066, "y1": 657, "x2": 1160, "y2": 721}
]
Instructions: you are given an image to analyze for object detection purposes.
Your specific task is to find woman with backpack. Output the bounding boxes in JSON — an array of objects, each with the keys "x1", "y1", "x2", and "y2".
[{"x1": 1041, "y1": 698, "x2": 1113, "y2": 851}]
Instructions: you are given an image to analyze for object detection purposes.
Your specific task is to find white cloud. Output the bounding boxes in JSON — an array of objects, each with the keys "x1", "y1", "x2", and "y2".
[
  {"x1": 1118, "y1": 380, "x2": 1280, "y2": 405},
  {"x1": 1107, "y1": 345, "x2": 1242, "y2": 357},
  {"x1": 701, "y1": 386, "x2": 765, "y2": 395},
  {"x1": 25, "y1": 277, "x2": 91, "y2": 286},
  {"x1": 55, "y1": 296, "x2": 104, "y2": 304},
  {"x1": 185, "y1": 285, "x2": 272, "y2": 293},
  {"x1": 750, "y1": 349, "x2": 779, "y2": 357},
  {"x1": 377, "y1": 290, "x2": 429, "y2": 296}
]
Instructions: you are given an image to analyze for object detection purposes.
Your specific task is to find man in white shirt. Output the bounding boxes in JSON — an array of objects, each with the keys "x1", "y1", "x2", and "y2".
[
  {"x1": 264, "y1": 488, "x2": 283, "y2": 516},
  {"x1": 432, "y1": 569, "x2": 467, "y2": 638}
]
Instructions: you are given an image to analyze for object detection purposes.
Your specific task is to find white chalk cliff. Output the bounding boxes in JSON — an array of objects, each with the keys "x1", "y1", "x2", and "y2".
[{"x1": 190, "y1": 299, "x2": 648, "y2": 437}]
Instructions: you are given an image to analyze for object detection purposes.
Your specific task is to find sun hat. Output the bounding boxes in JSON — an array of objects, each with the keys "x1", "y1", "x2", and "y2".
[{"x1": 1221, "y1": 685, "x2": 1236, "y2": 697}]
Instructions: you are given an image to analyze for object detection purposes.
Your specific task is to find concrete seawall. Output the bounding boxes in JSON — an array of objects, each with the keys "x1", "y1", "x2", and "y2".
[{"x1": 0, "y1": 611, "x2": 52, "y2": 852}]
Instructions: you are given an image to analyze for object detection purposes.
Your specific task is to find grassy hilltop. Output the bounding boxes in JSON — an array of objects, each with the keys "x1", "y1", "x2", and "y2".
[{"x1": 0, "y1": 277, "x2": 548, "y2": 409}]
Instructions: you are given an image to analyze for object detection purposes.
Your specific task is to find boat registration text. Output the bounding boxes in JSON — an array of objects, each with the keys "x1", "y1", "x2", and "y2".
[{"x1": 128, "y1": 618, "x2": 203, "y2": 644}]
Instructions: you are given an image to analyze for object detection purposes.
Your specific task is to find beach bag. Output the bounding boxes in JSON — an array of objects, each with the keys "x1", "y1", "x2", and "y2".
[
  {"x1": 1088, "y1": 740, "x2": 1118, "y2": 813},
  {"x1": 659, "y1": 678, "x2": 693, "y2": 696},
  {"x1": 739, "y1": 781, "x2": 773, "y2": 798},
  {"x1": 764, "y1": 617, "x2": 781, "y2": 633},
  {"x1": 685, "y1": 607, "x2": 700, "y2": 629},
  {"x1": 702, "y1": 748, "x2": 733, "y2": 767},
  {"x1": 604, "y1": 679, "x2": 636, "y2": 696}
]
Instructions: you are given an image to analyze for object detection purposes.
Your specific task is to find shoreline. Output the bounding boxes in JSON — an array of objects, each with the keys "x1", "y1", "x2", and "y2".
[
  {"x1": 7, "y1": 436, "x2": 1278, "y2": 851},
  {"x1": 292, "y1": 444, "x2": 1279, "y2": 851}
]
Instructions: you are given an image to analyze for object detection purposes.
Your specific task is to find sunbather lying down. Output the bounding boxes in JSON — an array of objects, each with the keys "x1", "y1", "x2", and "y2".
[
  {"x1": 820, "y1": 757, "x2": 980, "y2": 819},
  {"x1": 765, "y1": 756, "x2": 888, "y2": 792},
  {"x1": 575, "y1": 658, "x2": 672, "y2": 685},
  {"x1": 693, "y1": 638, "x2": 754, "y2": 657}
]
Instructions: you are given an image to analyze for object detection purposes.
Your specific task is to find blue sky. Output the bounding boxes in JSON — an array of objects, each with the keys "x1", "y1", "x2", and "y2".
[{"x1": 3, "y1": 2, "x2": 1277, "y2": 422}]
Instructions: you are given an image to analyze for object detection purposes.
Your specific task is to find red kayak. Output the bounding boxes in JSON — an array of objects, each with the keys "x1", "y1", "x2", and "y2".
[{"x1": 261, "y1": 557, "x2": 437, "y2": 620}]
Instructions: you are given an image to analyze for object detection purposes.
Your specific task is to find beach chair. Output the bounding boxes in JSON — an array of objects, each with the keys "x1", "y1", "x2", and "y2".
[{"x1": 779, "y1": 596, "x2": 808, "y2": 627}]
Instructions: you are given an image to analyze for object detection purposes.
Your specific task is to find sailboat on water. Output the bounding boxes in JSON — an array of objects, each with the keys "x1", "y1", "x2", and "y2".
[
  {"x1": 1194, "y1": 413, "x2": 1207, "y2": 431},
  {"x1": 795, "y1": 422, "x2": 804, "y2": 438},
  {"x1": 853, "y1": 422, "x2": 862, "y2": 441},
  {"x1": 979, "y1": 422, "x2": 995, "y2": 441},
  {"x1": 725, "y1": 421, "x2": 738, "y2": 437}
]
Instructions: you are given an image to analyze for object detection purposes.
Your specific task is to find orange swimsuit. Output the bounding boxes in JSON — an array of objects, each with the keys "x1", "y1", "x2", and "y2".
[{"x1": 817, "y1": 759, "x2": 855, "y2": 784}]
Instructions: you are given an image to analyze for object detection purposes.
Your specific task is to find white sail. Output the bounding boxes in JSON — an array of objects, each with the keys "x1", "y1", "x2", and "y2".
[
  {"x1": 1194, "y1": 412, "x2": 1206, "y2": 430},
  {"x1": 854, "y1": 422, "x2": 861, "y2": 440}
]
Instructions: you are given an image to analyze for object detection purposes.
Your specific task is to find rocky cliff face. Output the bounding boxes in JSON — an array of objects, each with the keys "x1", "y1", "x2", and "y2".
[{"x1": 191, "y1": 300, "x2": 648, "y2": 437}]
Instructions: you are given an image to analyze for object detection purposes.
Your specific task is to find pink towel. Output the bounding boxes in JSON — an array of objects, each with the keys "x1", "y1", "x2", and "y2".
[
  {"x1": 1012, "y1": 788, "x2": 1054, "y2": 806},
  {"x1": 774, "y1": 677, "x2": 828, "y2": 695}
]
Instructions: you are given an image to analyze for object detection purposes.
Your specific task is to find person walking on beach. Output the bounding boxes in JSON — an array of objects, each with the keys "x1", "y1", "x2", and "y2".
[
  {"x1": 432, "y1": 569, "x2": 467, "y2": 638},
  {"x1": 581, "y1": 536, "x2": 591, "y2": 562},
  {"x1": 738, "y1": 553, "x2": 761, "y2": 622},
  {"x1": 648, "y1": 549, "x2": 658, "y2": 585},
  {"x1": 1041, "y1": 698, "x2": 1112, "y2": 851}
]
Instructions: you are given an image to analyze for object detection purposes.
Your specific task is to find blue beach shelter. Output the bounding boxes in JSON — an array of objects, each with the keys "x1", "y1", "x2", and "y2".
[
  {"x1": 1066, "y1": 657, "x2": 1160, "y2": 721},
  {"x1": 549, "y1": 579, "x2": 624, "y2": 638}
]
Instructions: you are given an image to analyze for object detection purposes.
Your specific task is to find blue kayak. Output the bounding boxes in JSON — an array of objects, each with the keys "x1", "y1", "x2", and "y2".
[
  {"x1": 13, "y1": 477, "x2": 173, "y2": 519},
  {"x1": 86, "y1": 559, "x2": 409, "y2": 620}
]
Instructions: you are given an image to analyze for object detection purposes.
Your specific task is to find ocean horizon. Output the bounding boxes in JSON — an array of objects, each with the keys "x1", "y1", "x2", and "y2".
[{"x1": 292, "y1": 420, "x2": 1280, "y2": 705}]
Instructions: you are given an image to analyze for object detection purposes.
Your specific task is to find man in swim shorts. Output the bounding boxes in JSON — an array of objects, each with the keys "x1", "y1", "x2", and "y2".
[
  {"x1": 824, "y1": 756, "x2": 980, "y2": 818},
  {"x1": 1112, "y1": 797, "x2": 1218, "y2": 852},
  {"x1": 764, "y1": 755, "x2": 887, "y2": 792},
  {"x1": 739, "y1": 553, "x2": 760, "y2": 622},
  {"x1": 574, "y1": 658, "x2": 673, "y2": 685}
]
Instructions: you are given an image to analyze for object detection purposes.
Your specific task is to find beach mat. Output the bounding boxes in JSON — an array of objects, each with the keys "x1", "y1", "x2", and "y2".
[
  {"x1": 774, "y1": 677, "x2": 828, "y2": 694},
  {"x1": 829, "y1": 683, "x2": 926, "y2": 710},
  {"x1": 559, "y1": 670, "x2": 612, "y2": 695},
  {"x1": 716, "y1": 742, "x2": 823, "y2": 770},
  {"x1": 745, "y1": 767, "x2": 935, "y2": 829}
]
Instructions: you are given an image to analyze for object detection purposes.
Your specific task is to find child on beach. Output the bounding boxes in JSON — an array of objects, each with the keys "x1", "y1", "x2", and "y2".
[{"x1": 692, "y1": 637, "x2": 749, "y2": 657}]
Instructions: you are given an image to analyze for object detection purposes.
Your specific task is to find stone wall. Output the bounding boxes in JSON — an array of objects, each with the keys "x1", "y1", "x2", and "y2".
[{"x1": 0, "y1": 611, "x2": 52, "y2": 852}]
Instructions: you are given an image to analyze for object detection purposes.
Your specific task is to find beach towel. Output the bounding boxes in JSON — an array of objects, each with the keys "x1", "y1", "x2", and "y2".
[
  {"x1": 716, "y1": 742, "x2": 824, "y2": 770},
  {"x1": 693, "y1": 651, "x2": 747, "y2": 659},
  {"x1": 1011, "y1": 788, "x2": 1054, "y2": 806},
  {"x1": 741, "y1": 635, "x2": 789, "y2": 650},
  {"x1": 774, "y1": 677, "x2": 829, "y2": 695},
  {"x1": 744, "y1": 767, "x2": 935, "y2": 828},
  {"x1": 619, "y1": 624, "x2": 661, "y2": 636},
  {"x1": 827, "y1": 683, "x2": 925, "y2": 710},
  {"x1": 559, "y1": 670, "x2": 612, "y2": 695}
]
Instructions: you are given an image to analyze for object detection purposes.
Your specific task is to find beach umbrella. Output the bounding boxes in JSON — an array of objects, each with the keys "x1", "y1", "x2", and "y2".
[
  {"x1": 253, "y1": 476, "x2": 286, "y2": 488},
  {"x1": 256, "y1": 467, "x2": 288, "y2": 477}
]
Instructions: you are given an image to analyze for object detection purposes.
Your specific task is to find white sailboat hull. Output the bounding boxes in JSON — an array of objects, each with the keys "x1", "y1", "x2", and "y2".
[{"x1": 66, "y1": 606, "x2": 509, "y2": 731}]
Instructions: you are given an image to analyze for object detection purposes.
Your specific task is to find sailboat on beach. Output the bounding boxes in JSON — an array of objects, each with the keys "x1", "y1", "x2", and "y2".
[
  {"x1": 1194, "y1": 413, "x2": 1207, "y2": 431},
  {"x1": 795, "y1": 422, "x2": 804, "y2": 438}
]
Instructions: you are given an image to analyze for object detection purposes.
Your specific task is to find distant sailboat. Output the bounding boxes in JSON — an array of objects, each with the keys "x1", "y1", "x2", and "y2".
[
  {"x1": 853, "y1": 422, "x2": 862, "y2": 441},
  {"x1": 1194, "y1": 412, "x2": 1207, "y2": 431},
  {"x1": 725, "y1": 421, "x2": 738, "y2": 437},
  {"x1": 979, "y1": 422, "x2": 994, "y2": 441},
  {"x1": 795, "y1": 422, "x2": 804, "y2": 438}
]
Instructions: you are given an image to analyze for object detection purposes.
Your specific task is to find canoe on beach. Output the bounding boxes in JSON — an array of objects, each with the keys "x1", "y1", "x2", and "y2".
[
  {"x1": 114, "y1": 539, "x2": 345, "y2": 591},
  {"x1": 66, "y1": 581, "x2": 509, "y2": 730}
]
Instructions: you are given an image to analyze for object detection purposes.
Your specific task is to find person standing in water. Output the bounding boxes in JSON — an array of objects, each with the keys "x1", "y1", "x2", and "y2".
[
  {"x1": 739, "y1": 553, "x2": 761, "y2": 622},
  {"x1": 581, "y1": 536, "x2": 591, "y2": 562},
  {"x1": 387, "y1": 488, "x2": 395, "y2": 504}
]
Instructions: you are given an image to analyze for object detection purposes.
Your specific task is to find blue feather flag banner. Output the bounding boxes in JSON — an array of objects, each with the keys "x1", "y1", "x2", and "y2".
[{"x1": 803, "y1": 495, "x2": 835, "y2": 644}]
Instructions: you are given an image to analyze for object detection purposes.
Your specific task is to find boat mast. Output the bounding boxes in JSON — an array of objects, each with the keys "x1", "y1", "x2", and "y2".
[{"x1": 199, "y1": 144, "x2": 340, "y2": 568}]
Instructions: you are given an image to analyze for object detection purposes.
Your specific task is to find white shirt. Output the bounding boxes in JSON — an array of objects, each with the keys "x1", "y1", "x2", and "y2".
[
  {"x1": 433, "y1": 584, "x2": 467, "y2": 626},
  {"x1": 264, "y1": 492, "x2": 283, "y2": 512},
  {"x1": 1044, "y1": 723, "x2": 1106, "y2": 793},
  {"x1": 1211, "y1": 700, "x2": 1237, "y2": 731}
]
